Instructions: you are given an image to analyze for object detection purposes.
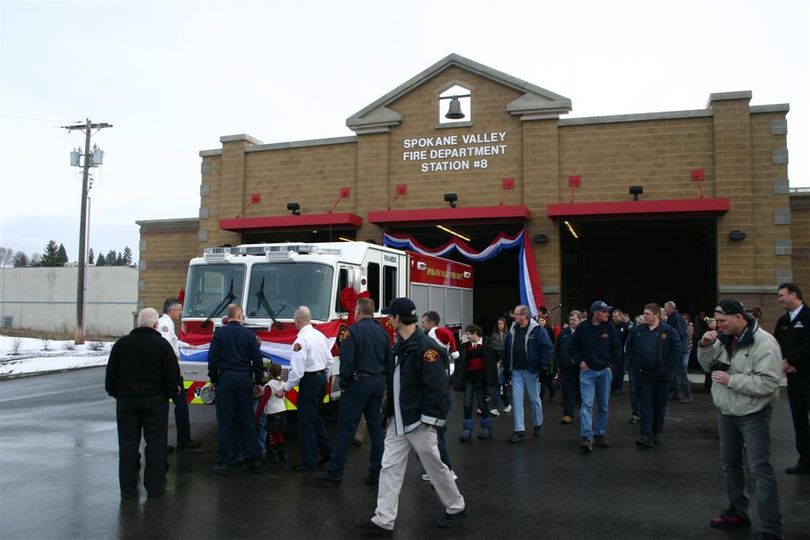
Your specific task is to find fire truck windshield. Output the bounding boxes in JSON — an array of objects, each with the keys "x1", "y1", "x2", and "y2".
[
  {"x1": 246, "y1": 262, "x2": 334, "y2": 322},
  {"x1": 182, "y1": 264, "x2": 246, "y2": 318}
]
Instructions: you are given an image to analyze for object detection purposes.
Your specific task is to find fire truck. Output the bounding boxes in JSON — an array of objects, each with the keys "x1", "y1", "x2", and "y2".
[{"x1": 178, "y1": 241, "x2": 473, "y2": 407}]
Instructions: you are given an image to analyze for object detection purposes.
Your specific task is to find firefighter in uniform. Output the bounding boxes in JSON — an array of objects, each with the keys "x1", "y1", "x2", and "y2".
[
  {"x1": 319, "y1": 296, "x2": 391, "y2": 485},
  {"x1": 157, "y1": 298, "x2": 201, "y2": 451},
  {"x1": 275, "y1": 305, "x2": 333, "y2": 471},
  {"x1": 358, "y1": 298, "x2": 466, "y2": 536}
]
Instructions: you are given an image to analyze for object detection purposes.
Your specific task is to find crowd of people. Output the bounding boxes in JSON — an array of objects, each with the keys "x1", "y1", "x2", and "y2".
[{"x1": 104, "y1": 283, "x2": 810, "y2": 540}]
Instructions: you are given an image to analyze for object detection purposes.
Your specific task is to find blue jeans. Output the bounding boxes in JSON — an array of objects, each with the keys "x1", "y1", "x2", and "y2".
[
  {"x1": 327, "y1": 375, "x2": 384, "y2": 478},
  {"x1": 675, "y1": 350, "x2": 692, "y2": 399},
  {"x1": 579, "y1": 368, "x2": 612, "y2": 441},
  {"x1": 511, "y1": 369, "x2": 543, "y2": 432},
  {"x1": 719, "y1": 406, "x2": 782, "y2": 535}
]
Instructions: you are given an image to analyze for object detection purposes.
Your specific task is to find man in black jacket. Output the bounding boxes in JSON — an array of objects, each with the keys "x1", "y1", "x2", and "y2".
[
  {"x1": 625, "y1": 303, "x2": 682, "y2": 448},
  {"x1": 358, "y1": 297, "x2": 466, "y2": 537},
  {"x1": 774, "y1": 282, "x2": 810, "y2": 474},
  {"x1": 105, "y1": 308, "x2": 180, "y2": 499}
]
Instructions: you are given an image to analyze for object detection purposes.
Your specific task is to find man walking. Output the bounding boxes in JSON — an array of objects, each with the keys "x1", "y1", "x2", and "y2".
[
  {"x1": 572, "y1": 300, "x2": 621, "y2": 452},
  {"x1": 105, "y1": 308, "x2": 180, "y2": 498},
  {"x1": 504, "y1": 304, "x2": 553, "y2": 442},
  {"x1": 774, "y1": 282, "x2": 810, "y2": 474},
  {"x1": 556, "y1": 310, "x2": 584, "y2": 425},
  {"x1": 275, "y1": 306, "x2": 333, "y2": 472},
  {"x1": 625, "y1": 303, "x2": 682, "y2": 448},
  {"x1": 358, "y1": 297, "x2": 466, "y2": 536},
  {"x1": 319, "y1": 297, "x2": 390, "y2": 485},
  {"x1": 665, "y1": 301, "x2": 693, "y2": 403},
  {"x1": 208, "y1": 303, "x2": 264, "y2": 475},
  {"x1": 157, "y1": 298, "x2": 201, "y2": 451},
  {"x1": 698, "y1": 299, "x2": 783, "y2": 540}
]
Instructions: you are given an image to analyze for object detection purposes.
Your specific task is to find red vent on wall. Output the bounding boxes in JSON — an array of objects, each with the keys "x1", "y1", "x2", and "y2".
[
  {"x1": 691, "y1": 169, "x2": 705, "y2": 182},
  {"x1": 340, "y1": 187, "x2": 351, "y2": 198},
  {"x1": 568, "y1": 176, "x2": 581, "y2": 188},
  {"x1": 396, "y1": 184, "x2": 408, "y2": 195},
  {"x1": 502, "y1": 178, "x2": 515, "y2": 190},
  {"x1": 250, "y1": 193, "x2": 261, "y2": 204}
]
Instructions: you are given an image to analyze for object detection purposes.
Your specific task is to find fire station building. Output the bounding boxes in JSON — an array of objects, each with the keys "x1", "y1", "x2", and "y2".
[{"x1": 137, "y1": 53, "x2": 801, "y2": 326}]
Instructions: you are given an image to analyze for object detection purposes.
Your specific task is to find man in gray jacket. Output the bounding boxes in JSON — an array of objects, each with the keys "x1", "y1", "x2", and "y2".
[{"x1": 697, "y1": 299, "x2": 783, "y2": 540}]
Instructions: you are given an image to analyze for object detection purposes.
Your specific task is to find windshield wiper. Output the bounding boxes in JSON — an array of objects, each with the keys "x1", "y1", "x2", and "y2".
[
  {"x1": 201, "y1": 278, "x2": 235, "y2": 328},
  {"x1": 255, "y1": 276, "x2": 284, "y2": 329}
]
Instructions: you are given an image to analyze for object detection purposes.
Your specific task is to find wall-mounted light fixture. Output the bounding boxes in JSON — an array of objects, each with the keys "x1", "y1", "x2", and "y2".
[
  {"x1": 444, "y1": 193, "x2": 458, "y2": 208},
  {"x1": 629, "y1": 185, "x2": 644, "y2": 201},
  {"x1": 728, "y1": 230, "x2": 746, "y2": 241},
  {"x1": 533, "y1": 234, "x2": 549, "y2": 244},
  {"x1": 286, "y1": 202, "x2": 300, "y2": 215}
]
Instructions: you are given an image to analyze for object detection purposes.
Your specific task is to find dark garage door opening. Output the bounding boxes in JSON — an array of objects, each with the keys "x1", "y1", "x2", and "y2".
[
  {"x1": 384, "y1": 224, "x2": 523, "y2": 334},
  {"x1": 560, "y1": 217, "x2": 717, "y2": 319}
]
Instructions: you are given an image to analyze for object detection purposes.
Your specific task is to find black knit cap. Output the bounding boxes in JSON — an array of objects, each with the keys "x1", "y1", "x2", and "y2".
[{"x1": 715, "y1": 299, "x2": 754, "y2": 322}]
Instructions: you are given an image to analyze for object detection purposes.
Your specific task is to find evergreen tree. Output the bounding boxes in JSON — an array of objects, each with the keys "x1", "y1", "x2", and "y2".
[
  {"x1": 13, "y1": 252, "x2": 29, "y2": 267},
  {"x1": 56, "y1": 243, "x2": 69, "y2": 265},
  {"x1": 41, "y1": 240, "x2": 61, "y2": 267},
  {"x1": 106, "y1": 249, "x2": 117, "y2": 266},
  {"x1": 29, "y1": 253, "x2": 42, "y2": 267},
  {"x1": 96, "y1": 253, "x2": 107, "y2": 266},
  {"x1": 122, "y1": 246, "x2": 133, "y2": 266},
  {"x1": 116, "y1": 252, "x2": 124, "y2": 266},
  {"x1": 88, "y1": 248, "x2": 95, "y2": 265}
]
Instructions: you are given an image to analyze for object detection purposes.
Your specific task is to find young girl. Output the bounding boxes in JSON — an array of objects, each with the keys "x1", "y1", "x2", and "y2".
[{"x1": 256, "y1": 363, "x2": 288, "y2": 463}]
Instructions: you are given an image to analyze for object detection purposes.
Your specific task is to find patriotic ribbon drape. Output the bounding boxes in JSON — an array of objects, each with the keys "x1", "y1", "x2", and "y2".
[{"x1": 383, "y1": 229, "x2": 545, "y2": 316}]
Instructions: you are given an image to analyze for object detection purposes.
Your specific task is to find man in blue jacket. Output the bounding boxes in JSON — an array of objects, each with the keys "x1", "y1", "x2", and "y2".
[
  {"x1": 504, "y1": 304, "x2": 553, "y2": 443},
  {"x1": 625, "y1": 303, "x2": 682, "y2": 448},
  {"x1": 572, "y1": 300, "x2": 622, "y2": 452},
  {"x1": 665, "y1": 300, "x2": 693, "y2": 404}
]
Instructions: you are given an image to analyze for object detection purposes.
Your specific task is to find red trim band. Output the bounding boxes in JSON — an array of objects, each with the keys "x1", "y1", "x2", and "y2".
[
  {"x1": 220, "y1": 213, "x2": 363, "y2": 232},
  {"x1": 369, "y1": 205, "x2": 530, "y2": 225},
  {"x1": 547, "y1": 198, "x2": 730, "y2": 219}
]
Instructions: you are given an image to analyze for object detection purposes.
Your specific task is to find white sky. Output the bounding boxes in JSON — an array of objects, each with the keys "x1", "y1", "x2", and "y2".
[{"x1": 1, "y1": 0, "x2": 808, "y2": 261}]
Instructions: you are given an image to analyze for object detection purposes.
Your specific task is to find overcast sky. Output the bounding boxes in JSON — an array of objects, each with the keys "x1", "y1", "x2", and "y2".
[{"x1": 1, "y1": 0, "x2": 807, "y2": 262}]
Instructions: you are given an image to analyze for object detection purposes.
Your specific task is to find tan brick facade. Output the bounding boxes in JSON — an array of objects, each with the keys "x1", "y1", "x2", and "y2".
[
  {"x1": 138, "y1": 54, "x2": 797, "y2": 328},
  {"x1": 137, "y1": 218, "x2": 200, "y2": 313}
]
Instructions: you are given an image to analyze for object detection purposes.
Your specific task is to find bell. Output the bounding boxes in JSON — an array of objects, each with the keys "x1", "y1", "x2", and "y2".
[{"x1": 445, "y1": 96, "x2": 465, "y2": 120}]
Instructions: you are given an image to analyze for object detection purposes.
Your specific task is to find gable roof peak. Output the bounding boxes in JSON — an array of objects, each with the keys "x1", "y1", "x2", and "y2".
[{"x1": 346, "y1": 53, "x2": 572, "y2": 133}]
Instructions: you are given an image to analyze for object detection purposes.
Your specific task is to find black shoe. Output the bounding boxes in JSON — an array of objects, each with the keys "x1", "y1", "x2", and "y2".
[
  {"x1": 636, "y1": 438, "x2": 655, "y2": 449},
  {"x1": 166, "y1": 445, "x2": 175, "y2": 454},
  {"x1": 318, "y1": 455, "x2": 332, "y2": 467},
  {"x1": 580, "y1": 438, "x2": 592, "y2": 453},
  {"x1": 507, "y1": 431, "x2": 526, "y2": 443},
  {"x1": 266, "y1": 449, "x2": 280, "y2": 464},
  {"x1": 628, "y1": 415, "x2": 640, "y2": 425},
  {"x1": 242, "y1": 460, "x2": 263, "y2": 474},
  {"x1": 594, "y1": 436, "x2": 610, "y2": 448},
  {"x1": 277, "y1": 447, "x2": 288, "y2": 462},
  {"x1": 364, "y1": 473, "x2": 379, "y2": 486},
  {"x1": 177, "y1": 440, "x2": 202, "y2": 450},
  {"x1": 785, "y1": 463, "x2": 810, "y2": 474},
  {"x1": 437, "y1": 508, "x2": 467, "y2": 528},
  {"x1": 533, "y1": 425, "x2": 543, "y2": 438},
  {"x1": 477, "y1": 430, "x2": 492, "y2": 440},
  {"x1": 292, "y1": 463, "x2": 317, "y2": 472},
  {"x1": 352, "y1": 439, "x2": 363, "y2": 447},
  {"x1": 710, "y1": 508, "x2": 751, "y2": 529},
  {"x1": 214, "y1": 462, "x2": 228, "y2": 476},
  {"x1": 356, "y1": 520, "x2": 393, "y2": 537},
  {"x1": 317, "y1": 471, "x2": 342, "y2": 485}
]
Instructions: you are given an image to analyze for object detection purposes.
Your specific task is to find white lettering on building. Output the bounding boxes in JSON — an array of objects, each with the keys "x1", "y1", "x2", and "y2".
[{"x1": 401, "y1": 131, "x2": 507, "y2": 173}]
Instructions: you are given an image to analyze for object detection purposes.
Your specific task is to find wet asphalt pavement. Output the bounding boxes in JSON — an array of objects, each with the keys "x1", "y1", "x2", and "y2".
[{"x1": 1, "y1": 368, "x2": 809, "y2": 539}]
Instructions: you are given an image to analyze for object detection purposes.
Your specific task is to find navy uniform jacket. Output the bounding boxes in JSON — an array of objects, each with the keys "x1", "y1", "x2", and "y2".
[
  {"x1": 554, "y1": 326, "x2": 577, "y2": 370},
  {"x1": 106, "y1": 327, "x2": 180, "y2": 399},
  {"x1": 571, "y1": 319, "x2": 622, "y2": 371},
  {"x1": 667, "y1": 310, "x2": 689, "y2": 352},
  {"x1": 207, "y1": 321, "x2": 263, "y2": 385},
  {"x1": 339, "y1": 317, "x2": 392, "y2": 388},
  {"x1": 774, "y1": 304, "x2": 810, "y2": 381},
  {"x1": 383, "y1": 327, "x2": 449, "y2": 434},
  {"x1": 625, "y1": 322, "x2": 683, "y2": 380}
]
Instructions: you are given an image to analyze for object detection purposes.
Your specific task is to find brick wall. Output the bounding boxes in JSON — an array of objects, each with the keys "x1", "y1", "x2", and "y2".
[{"x1": 137, "y1": 218, "x2": 200, "y2": 313}]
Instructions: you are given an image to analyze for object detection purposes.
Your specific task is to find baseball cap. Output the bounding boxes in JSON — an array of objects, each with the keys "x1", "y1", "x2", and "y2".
[
  {"x1": 590, "y1": 300, "x2": 612, "y2": 313},
  {"x1": 382, "y1": 297, "x2": 417, "y2": 317},
  {"x1": 715, "y1": 299, "x2": 754, "y2": 322}
]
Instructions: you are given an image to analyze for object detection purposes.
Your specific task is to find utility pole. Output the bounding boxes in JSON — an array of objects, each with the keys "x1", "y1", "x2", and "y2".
[{"x1": 62, "y1": 119, "x2": 112, "y2": 344}]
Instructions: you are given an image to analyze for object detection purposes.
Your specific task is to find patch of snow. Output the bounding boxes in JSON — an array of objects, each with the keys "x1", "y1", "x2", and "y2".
[{"x1": 0, "y1": 336, "x2": 112, "y2": 377}]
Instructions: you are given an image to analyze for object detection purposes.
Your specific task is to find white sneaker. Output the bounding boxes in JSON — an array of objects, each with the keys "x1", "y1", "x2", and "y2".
[
  {"x1": 503, "y1": 405, "x2": 512, "y2": 413},
  {"x1": 490, "y1": 409, "x2": 500, "y2": 416}
]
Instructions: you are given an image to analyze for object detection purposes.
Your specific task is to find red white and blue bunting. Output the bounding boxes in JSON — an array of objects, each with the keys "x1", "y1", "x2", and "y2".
[{"x1": 383, "y1": 229, "x2": 545, "y2": 316}]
